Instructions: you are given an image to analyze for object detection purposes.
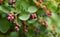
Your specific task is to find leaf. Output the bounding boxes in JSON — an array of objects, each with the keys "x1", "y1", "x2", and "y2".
[
  {"x1": 46, "y1": 1, "x2": 58, "y2": 12},
  {"x1": 51, "y1": 12, "x2": 59, "y2": 21},
  {"x1": 10, "y1": 32, "x2": 19, "y2": 37},
  {"x1": 0, "y1": 6, "x2": 10, "y2": 14},
  {"x1": 28, "y1": 19, "x2": 37, "y2": 24},
  {"x1": 19, "y1": 12, "x2": 30, "y2": 21},
  {"x1": 0, "y1": 18, "x2": 11, "y2": 33},
  {"x1": 28, "y1": 6, "x2": 37, "y2": 13},
  {"x1": 20, "y1": 1, "x2": 30, "y2": 11}
]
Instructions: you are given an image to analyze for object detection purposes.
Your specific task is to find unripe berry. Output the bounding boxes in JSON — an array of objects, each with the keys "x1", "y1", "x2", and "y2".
[{"x1": 42, "y1": 5, "x2": 46, "y2": 9}]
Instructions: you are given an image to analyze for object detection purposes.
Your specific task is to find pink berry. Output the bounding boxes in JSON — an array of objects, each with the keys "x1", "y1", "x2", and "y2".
[
  {"x1": 25, "y1": 29, "x2": 28, "y2": 33},
  {"x1": 35, "y1": 29, "x2": 39, "y2": 34},
  {"x1": 7, "y1": 14, "x2": 14, "y2": 21},
  {"x1": 12, "y1": 0, "x2": 16, "y2": 3},
  {"x1": 15, "y1": 26, "x2": 18, "y2": 29},
  {"x1": 33, "y1": 13, "x2": 37, "y2": 18},
  {"x1": 8, "y1": 16, "x2": 11, "y2": 20},
  {"x1": 39, "y1": 0, "x2": 42, "y2": 3},
  {"x1": 15, "y1": 26, "x2": 19, "y2": 32}
]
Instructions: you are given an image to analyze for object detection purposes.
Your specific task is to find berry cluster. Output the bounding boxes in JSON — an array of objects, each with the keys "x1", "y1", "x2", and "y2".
[
  {"x1": 5, "y1": 0, "x2": 57, "y2": 36},
  {"x1": 30, "y1": 13, "x2": 37, "y2": 19},
  {"x1": 7, "y1": 13, "x2": 14, "y2": 21}
]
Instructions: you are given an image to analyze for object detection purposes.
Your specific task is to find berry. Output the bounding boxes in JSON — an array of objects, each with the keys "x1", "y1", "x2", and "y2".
[
  {"x1": 46, "y1": 10, "x2": 52, "y2": 16},
  {"x1": 42, "y1": 5, "x2": 46, "y2": 9},
  {"x1": 7, "y1": 14, "x2": 14, "y2": 21},
  {"x1": 30, "y1": 14, "x2": 34, "y2": 19},
  {"x1": 22, "y1": 21, "x2": 26, "y2": 26},
  {"x1": 34, "y1": 13, "x2": 37, "y2": 18},
  {"x1": 24, "y1": 28, "x2": 28, "y2": 33},
  {"x1": 36, "y1": 3, "x2": 39, "y2": 7},
  {"x1": 35, "y1": 29, "x2": 39, "y2": 34},
  {"x1": 42, "y1": 21, "x2": 47, "y2": 26},
  {"x1": 8, "y1": 16, "x2": 14, "y2": 21},
  {"x1": 30, "y1": 13, "x2": 37, "y2": 19},
  {"x1": 12, "y1": 0, "x2": 16, "y2": 3},
  {"x1": 39, "y1": 0, "x2": 42, "y2": 3},
  {"x1": 15, "y1": 26, "x2": 19, "y2": 32}
]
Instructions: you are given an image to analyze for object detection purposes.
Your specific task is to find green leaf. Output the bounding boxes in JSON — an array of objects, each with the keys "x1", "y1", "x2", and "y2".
[
  {"x1": 46, "y1": 1, "x2": 58, "y2": 12},
  {"x1": 10, "y1": 32, "x2": 19, "y2": 37},
  {"x1": 0, "y1": 6, "x2": 10, "y2": 14},
  {"x1": 28, "y1": 6, "x2": 37, "y2": 13},
  {"x1": 20, "y1": 1, "x2": 30, "y2": 11},
  {"x1": 0, "y1": 18, "x2": 11, "y2": 33},
  {"x1": 28, "y1": 19, "x2": 37, "y2": 24},
  {"x1": 52, "y1": 13, "x2": 59, "y2": 21},
  {"x1": 19, "y1": 12, "x2": 30, "y2": 21}
]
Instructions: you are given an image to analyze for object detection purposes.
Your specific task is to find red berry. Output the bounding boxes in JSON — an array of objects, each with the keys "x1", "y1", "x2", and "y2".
[
  {"x1": 46, "y1": 10, "x2": 51, "y2": 16},
  {"x1": 30, "y1": 14, "x2": 35, "y2": 19},
  {"x1": 42, "y1": 21, "x2": 47, "y2": 26},
  {"x1": 30, "y1": 13, "x2": 37, "y2": 19},
  {"x1": 24, "y1": 29, "x2": 28, "y2": 33},
  {"x1": 36, "y1": 3, "x2": 39, "y2": 7}
]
